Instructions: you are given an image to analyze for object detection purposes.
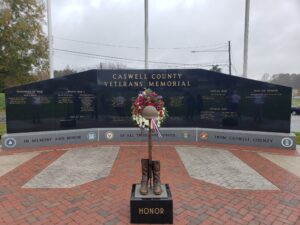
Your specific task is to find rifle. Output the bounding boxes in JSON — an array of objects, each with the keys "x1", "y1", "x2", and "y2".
[{"x1": 148, "y1": 119, "x2": 153, "y2": 190}]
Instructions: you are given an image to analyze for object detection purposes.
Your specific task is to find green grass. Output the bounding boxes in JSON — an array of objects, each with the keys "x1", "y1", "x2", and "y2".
[
  {"x1": 0, "y1": 93, "x2": 6, "y2": 138},
  {"x1": 295, "y1": 132, "x2": 300, "y2": 145},
  {"x1": 0, "y1": 93, "x2": 5, "y2": 112},
  {"x1": 0, "y1": 123, "x2": 6, "y2": 137},
  {"x1": 292, "y1": 98, "x2": 300, "y2": 106}
]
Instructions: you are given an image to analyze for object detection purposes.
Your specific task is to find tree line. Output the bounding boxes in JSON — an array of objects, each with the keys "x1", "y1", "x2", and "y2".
[{"x1": 266, "y1": 73, "x2": 300, "y2": 89}]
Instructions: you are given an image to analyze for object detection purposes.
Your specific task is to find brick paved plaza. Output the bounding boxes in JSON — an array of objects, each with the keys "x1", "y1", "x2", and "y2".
[{"x1": 0, "y1": 142, "x2": 299, "y2": 225}]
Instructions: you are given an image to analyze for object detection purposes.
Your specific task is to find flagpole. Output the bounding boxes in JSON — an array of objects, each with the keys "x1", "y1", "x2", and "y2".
[
  {"x1": 47, "y1": 0, "x2": 54, "y2": 79},
  {"x1": 144, "y1": 0, "x2": 149, "y2": 69},
  {"x1": 243, "y1": 0, "x2": 250, "y2": 78}
]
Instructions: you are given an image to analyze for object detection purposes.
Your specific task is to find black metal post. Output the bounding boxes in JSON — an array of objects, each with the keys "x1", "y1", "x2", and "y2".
[{"x1": 228, "y1": 41, "x2": 232, "y2": 75}]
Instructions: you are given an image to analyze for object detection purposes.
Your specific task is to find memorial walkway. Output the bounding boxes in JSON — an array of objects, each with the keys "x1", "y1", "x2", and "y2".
[{"x1": 0, "y1": 142, "x2": 299, "y2": 225}]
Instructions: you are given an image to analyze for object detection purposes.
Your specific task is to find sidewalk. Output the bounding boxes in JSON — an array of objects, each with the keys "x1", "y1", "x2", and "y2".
[{"x1": 0, "y1": 143, "x2": 299, "y2": 225}]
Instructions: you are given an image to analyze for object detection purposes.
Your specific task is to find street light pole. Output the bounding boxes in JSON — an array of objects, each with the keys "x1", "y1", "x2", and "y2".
[
  {"x1": 47, "y1": 0, "x2": 54, "y2": 79},
  {"x1": 243, "y1": 0, "x2": 250, "y2": 78},
  {"x1": 144, "y1": 0, "x2": 149, "y2": 70}
]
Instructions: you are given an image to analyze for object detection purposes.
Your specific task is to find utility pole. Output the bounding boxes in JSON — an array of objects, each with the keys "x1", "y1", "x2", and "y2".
[
  {"x1": 144, "y1": 0, "x2": 149, "y2": 70},
  {"x1": 47, "y1": 0, "x2": 54, "y2": 79},
  {"x1": 243, "y1": 0, "x2": 250, "y2": 78},
  {"x1": 228, "y1": 41, "x2": 232, "y2": 75}
]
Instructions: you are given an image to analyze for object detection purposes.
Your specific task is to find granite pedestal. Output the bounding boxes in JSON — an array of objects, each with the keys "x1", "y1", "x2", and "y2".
[{"x1": 130, "y1": 184, "x2": 173, "y2": 224}]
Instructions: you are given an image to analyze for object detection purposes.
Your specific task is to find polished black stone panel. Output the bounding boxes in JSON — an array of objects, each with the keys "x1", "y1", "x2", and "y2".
[
  {"x1": 130, "y1": 184, "x2": 173, "y2": 224},
  {"x1": 5, "y1": 69, "x2": 292, "y2": 133}
]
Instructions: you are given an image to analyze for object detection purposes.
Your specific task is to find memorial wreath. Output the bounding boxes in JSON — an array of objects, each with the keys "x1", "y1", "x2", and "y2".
[{"x1": 132, "y1": 89, "x2": 168, "y2": 128}]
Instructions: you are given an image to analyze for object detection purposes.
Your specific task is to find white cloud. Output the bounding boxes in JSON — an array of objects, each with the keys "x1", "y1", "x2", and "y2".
[{"x1": 90, "y1": 0, "x2": 102, "y2": 8}]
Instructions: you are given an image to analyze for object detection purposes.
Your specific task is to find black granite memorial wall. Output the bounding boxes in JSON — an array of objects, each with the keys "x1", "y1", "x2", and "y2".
[{"x1": 5, "y1": 69, "x2": 292, "y2": 133}]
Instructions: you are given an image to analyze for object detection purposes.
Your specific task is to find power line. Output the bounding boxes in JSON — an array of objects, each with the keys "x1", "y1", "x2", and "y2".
[
  {"x1": 191, "y1": 49, "x2": 227, "y2": 53},
  {"x1": 54, "y1": 36, "x2": 227, "y2": 51},
  {"x1": 55, "y1": 36, "x2": 140, "y2": 49},
  {"x1": 150, "y1": 42, "x2": 227, "y2": 50},
  {"x1": 54, "y1": 48, "x2": 228, "y2": 68}
]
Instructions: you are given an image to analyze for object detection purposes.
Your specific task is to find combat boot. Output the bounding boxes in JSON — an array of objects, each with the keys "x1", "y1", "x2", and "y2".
[
  {"x1": 152, "y1": 160, "x2": 162, "y2": 195},
  {"x1": 139, "y1": 159, "x2": 149, "y2": 195}
]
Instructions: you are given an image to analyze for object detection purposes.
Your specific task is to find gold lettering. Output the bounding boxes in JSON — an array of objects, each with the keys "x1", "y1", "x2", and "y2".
[
  {"x1": 151, "y1": 73, "x2": 184, "y2": 80},
  {"x1": 139, "y1": 208, "x2": 143, "y2": 215},
  {"x1": 160, "y1": 81, "x2": 166, "y2": 87},
  {"x1": 148, "y1": 81, "x2": 155, "y2": 87},
  {"x1": 144, "y1": 208, "x2": 149, "y2": 214},
  {"x1": 160, "y1": 208, "x2": 164, "y2": 214},
  {"x1": 138, "y1": 208, "x2": 165, "y2": 215},
  {"x1": 148, "y1": 81, "x2": 178, "y2": 87},
  {"x1": 103, "y1": 81, "x2": 143, "y2": 87}
]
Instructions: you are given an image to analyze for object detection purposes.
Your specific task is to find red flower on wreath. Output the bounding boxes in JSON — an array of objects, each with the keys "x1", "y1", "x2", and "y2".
[{"x1": 131, "y1": 89, "x2": 168, "y2": 128}]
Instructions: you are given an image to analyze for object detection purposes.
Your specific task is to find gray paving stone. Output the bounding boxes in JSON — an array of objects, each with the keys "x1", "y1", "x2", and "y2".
[
  {"x1": 97, "y1": 209, "x2": 111, "y2": 218},
  {"x1": 259, "y1": 152, "x2": 300, "y2": 177},
  {"x1": 0, "y1": 152, "x2": 40, "y2": 177},
  {"x1": 23, "y1": 146, "x2": 119, "y2": 188},
  {"x1": 104, "y1": 218, "x2": 120, "y2": 225},
  {"x1": 176, "y1": 146, "x2": 278, "y2": 190}
]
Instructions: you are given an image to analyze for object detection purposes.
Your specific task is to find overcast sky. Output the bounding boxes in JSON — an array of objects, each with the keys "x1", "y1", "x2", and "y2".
[{"x1": 50, "y1": 0, "x2": 300, "y2": 80}]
